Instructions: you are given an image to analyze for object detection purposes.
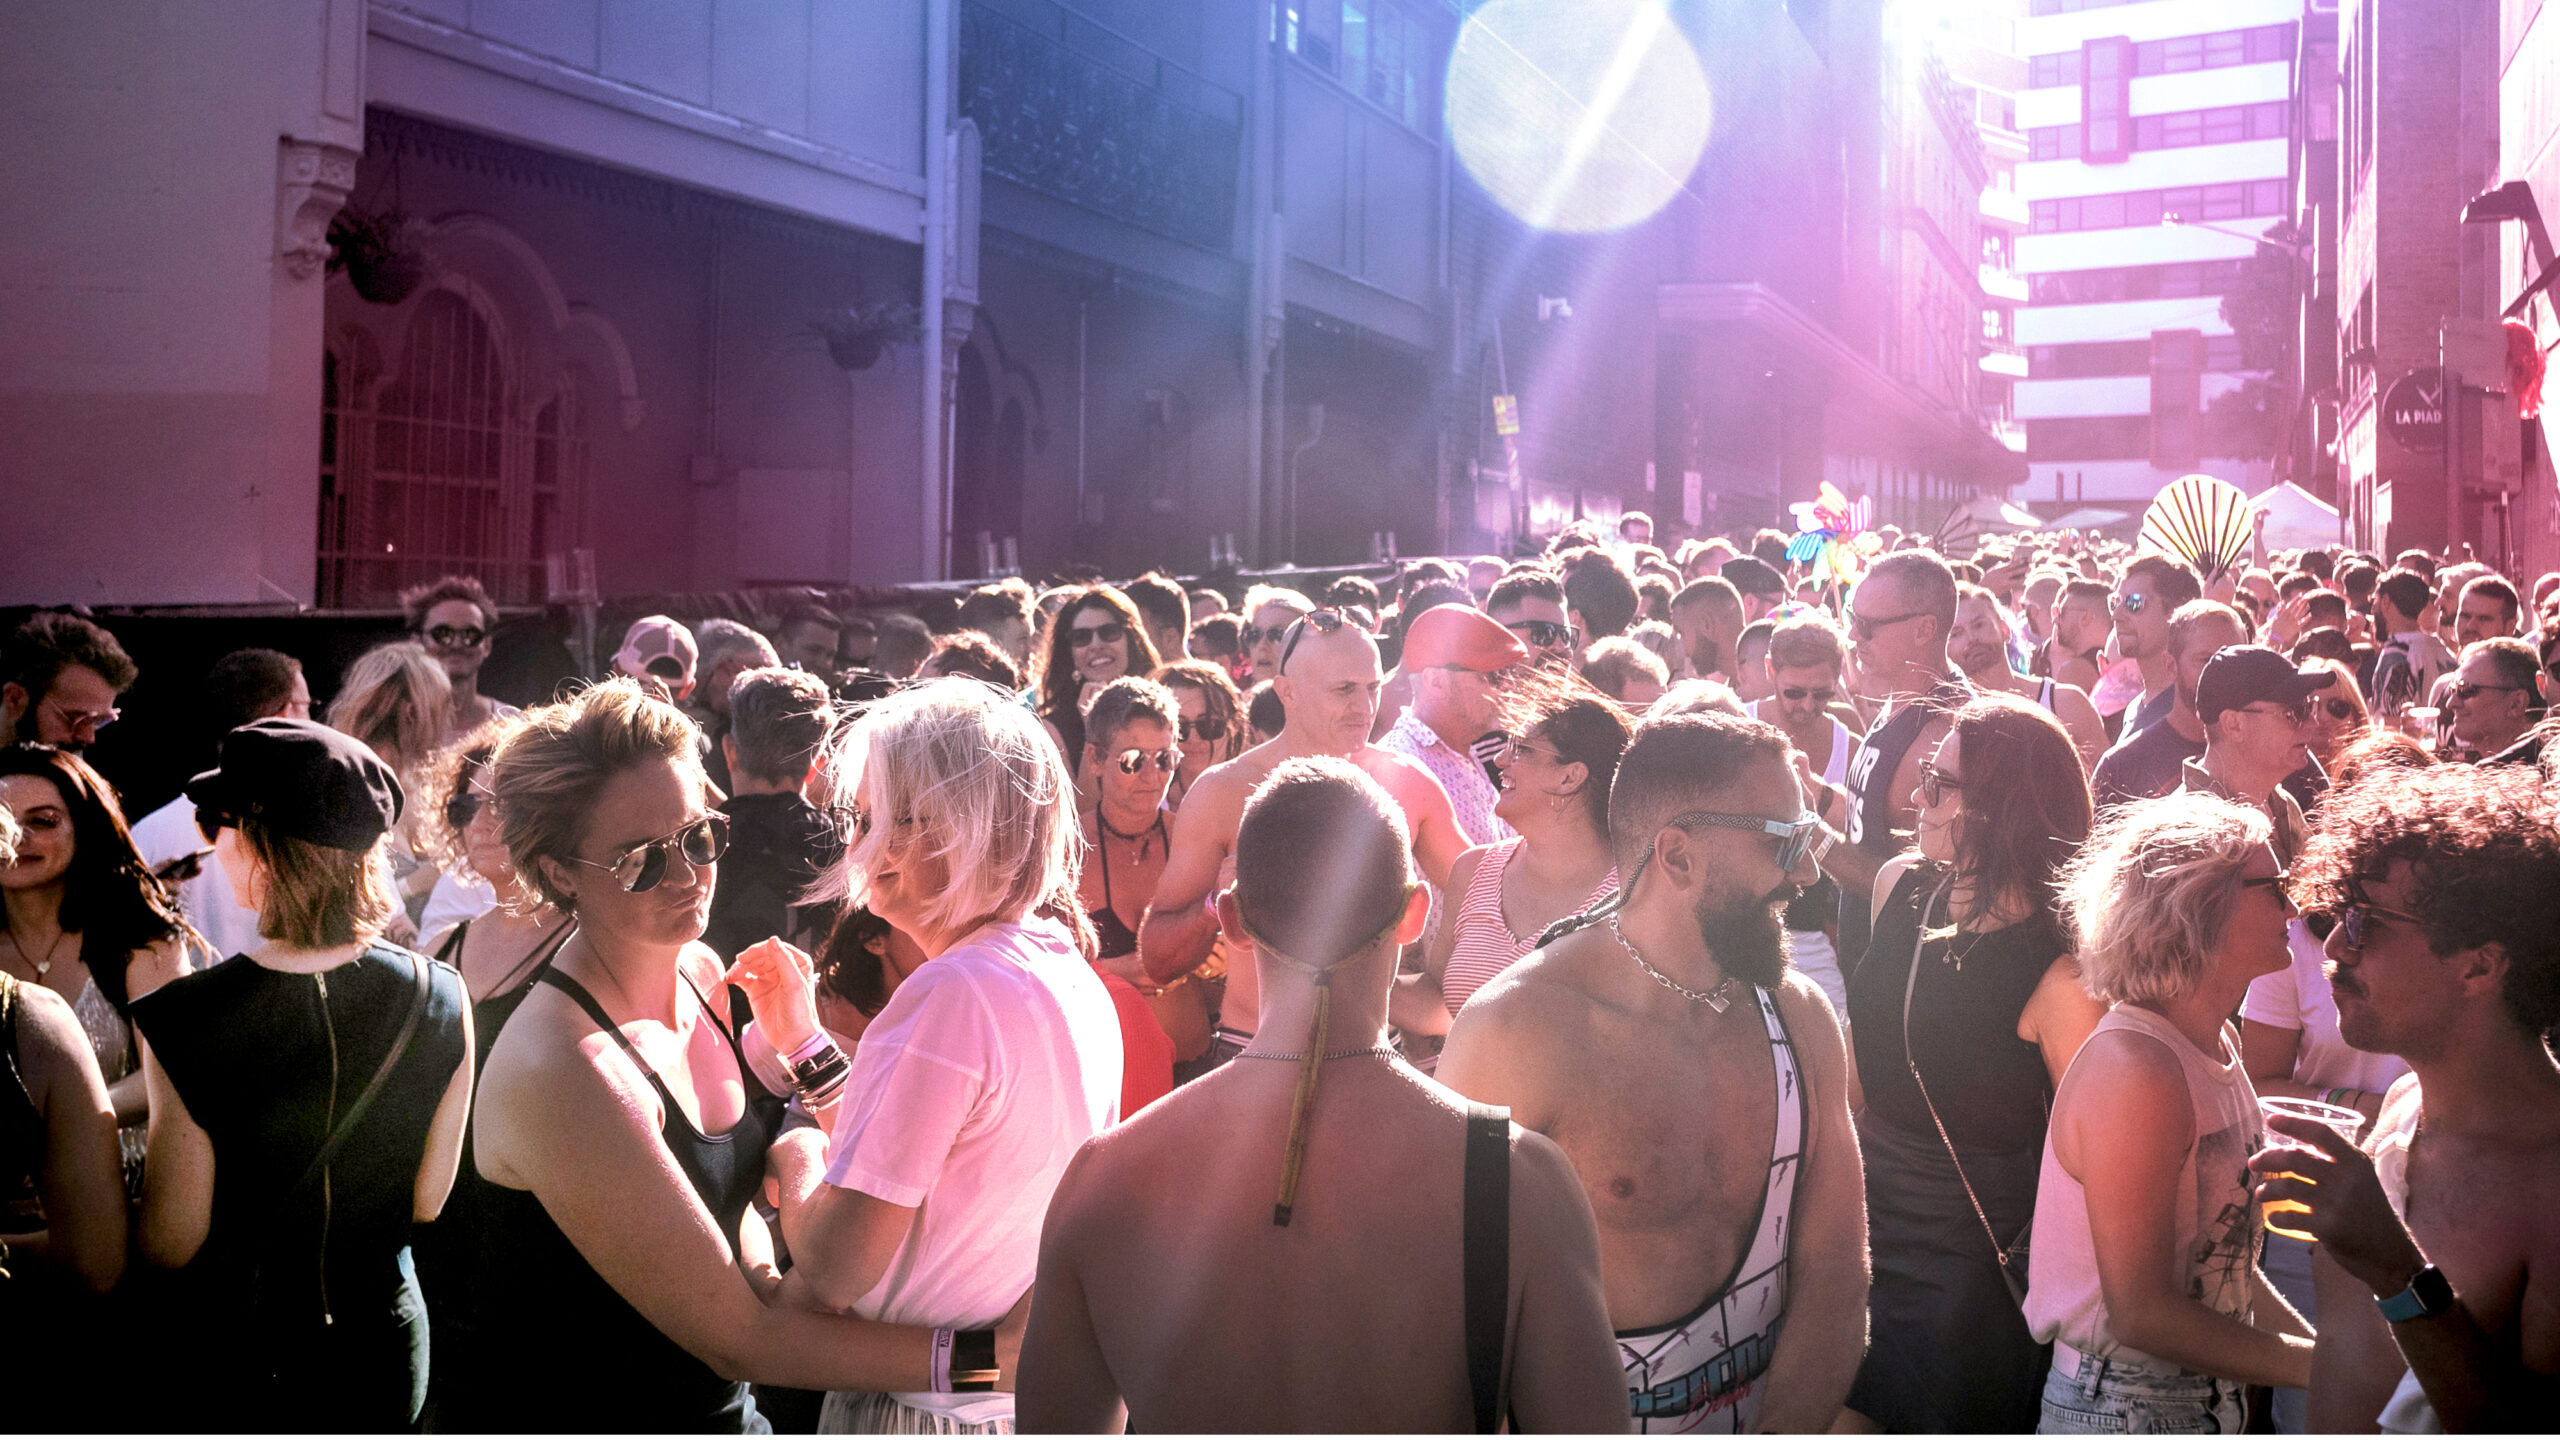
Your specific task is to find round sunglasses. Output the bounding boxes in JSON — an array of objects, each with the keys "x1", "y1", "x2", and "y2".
[{"x1": 1111, "y1": 745, "x2": 1182, "y2": 775}]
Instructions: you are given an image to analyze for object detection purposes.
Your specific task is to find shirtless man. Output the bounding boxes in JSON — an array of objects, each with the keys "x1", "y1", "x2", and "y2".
[
  {"x1": 2258, "y1": 763, "x2": 2560, "y2": 1431},
  {"x1": 1950, "y1": 582, "x2": 2107, "y2": 772},
  {"x1": 1141, "y1": 613, "x2": 1469, "y2": 1067},
  {"x1": 1021, "y1": 760, "x2": 1623, "y2": 1432},
  {"x1": 1440, "y1": 713, "x2": 1869, "y2": 1432}
]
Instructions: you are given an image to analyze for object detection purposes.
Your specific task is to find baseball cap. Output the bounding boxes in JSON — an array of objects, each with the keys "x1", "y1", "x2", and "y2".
[
  {"x1": 1400, "y1": 603, "x2": 1529, "y2": 673},
  {"x1": 613, "y1": 615, "x2": 699, "y2": 686},
  {"x1": 185, "y1": 717, "x2": 405, "y2": 852},
  {"x1": 2195, "y1": 645, "x2": 2337, "y2": 724}
]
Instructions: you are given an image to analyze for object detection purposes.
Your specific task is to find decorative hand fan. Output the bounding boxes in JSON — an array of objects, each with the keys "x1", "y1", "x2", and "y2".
[
  {"x1": 2136, "y1": 474, "x2": 2253, "y2": 584},
  {"x1": 1786, "y1": 482, "x2": 1882, "y2": 586}
]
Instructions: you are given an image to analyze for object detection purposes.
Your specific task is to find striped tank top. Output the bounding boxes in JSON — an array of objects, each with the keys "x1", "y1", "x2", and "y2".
[{"x1": 1442, "y1": 839, "x2": 1618, "y2": 1015}]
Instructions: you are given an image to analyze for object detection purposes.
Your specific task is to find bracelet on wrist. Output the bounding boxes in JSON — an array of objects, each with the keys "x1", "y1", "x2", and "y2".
[
  {"x1": 952, "y1": 1327, "x2": 999, "y2": 1391},
  {"x1": 781, "y1": 1029, "x2": 834, "y2": 1068}
]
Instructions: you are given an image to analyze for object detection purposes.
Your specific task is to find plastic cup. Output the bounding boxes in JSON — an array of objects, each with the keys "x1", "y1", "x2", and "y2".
[{"x1": 2257, "y1": 1096, "x2": 2364, "y2": 1241}]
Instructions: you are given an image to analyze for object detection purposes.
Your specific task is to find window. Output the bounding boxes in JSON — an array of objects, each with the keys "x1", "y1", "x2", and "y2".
[
  {"x1": 1288, "y1": 0, "x2": 1429, "y2": 129},
  {"x1": 2030, "y1": 51, "x2": 2082, "y2": 88},
  {"x1": 2029, "y1": 181, "x2": 2284, "y2": 234},
  {"x1": 2084, "y1": 36, "x2": 2133, "y2": 162},
  {"x1": 2031, "y1": 341, "x2": 2154, "y2": 379},
  {"x1": 2034, "y1": 102, "x2": 2288, "y2": 162},
  {"x1": 2028, "y1": 416, "x2": 2152, "y2": 459},
  {"x1": 2028, "y1": 261, "x2": 2245, "y2": 306}
]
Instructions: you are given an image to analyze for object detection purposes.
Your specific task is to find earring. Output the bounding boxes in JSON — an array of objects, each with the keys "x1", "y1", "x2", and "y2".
[{"x1": 1549, "y1": 794, "x2": 1562, "y2": 812}]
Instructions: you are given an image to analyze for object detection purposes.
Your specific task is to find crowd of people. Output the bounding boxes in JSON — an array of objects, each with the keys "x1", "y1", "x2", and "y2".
[{"x1": 1, "y1": 509, "x2": 2555, "y2": 1434}]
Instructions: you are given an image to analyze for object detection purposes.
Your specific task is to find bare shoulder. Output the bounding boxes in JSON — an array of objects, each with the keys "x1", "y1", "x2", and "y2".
[
  {"x1": 1445, "y1": 844, "x2": 1494, "y2": 896},
  {"x1": 1355, "y1": 744, "x2": 1438, "y2": 794},
  {"x1": 1770, "y1": 967, "x2": 1845, "y2": 1051},
  {"x1": 1456, "y1": 934, "x2": 1599, "y2": 1034},
  {"x1": 11, "y1": 980, "x2": 88, "y2": 1065},
  {"x1": 125, "y1": 935, "x2": 194, "y2": 1000}
]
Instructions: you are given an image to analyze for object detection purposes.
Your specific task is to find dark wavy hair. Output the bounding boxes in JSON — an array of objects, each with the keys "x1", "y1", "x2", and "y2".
[
  {"x1": 1523, "y1": 684, "x2": 1633, "y2": 834},
  {"x1": 2295, "y1": 763, "x2": 2560, "y2": 1039},
  {"x1": 1931, "y1": 693, "x2": 2092, "y2": 927},
  {"x1": 0, "y1": 744, "x2": 190, "y2": 1012},
  {"x1": 1031, "y1": 585, "x2": 1163, "y2": 725}
]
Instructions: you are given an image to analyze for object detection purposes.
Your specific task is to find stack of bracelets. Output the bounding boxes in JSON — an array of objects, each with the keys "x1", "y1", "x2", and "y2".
[
  {"x1": 777, "y1": 1032, "x2": 995, "y2": 1391},
  {"x1": 782, "y1": 1031, "x2": 850, "y2": 1111}
]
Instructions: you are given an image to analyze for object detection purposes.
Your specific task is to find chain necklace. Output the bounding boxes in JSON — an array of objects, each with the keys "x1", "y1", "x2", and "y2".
[
  {"x1": 1608, "y1": 915, "x2": 1736, "y2": 1013},
  {"x1": 7, "y1": 925, "x2": 73, "y2": 981},
  {"x1": 1234, "y1": 1044, "x2": 1398, "y2": 1063}
]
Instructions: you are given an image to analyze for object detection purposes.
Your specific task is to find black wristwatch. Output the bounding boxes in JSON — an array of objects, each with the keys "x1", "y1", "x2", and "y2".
[
  {"x1": 2376, "y1": 1264, "x2": 2454, "y2": 1323},
  {"x1": 952, "y1": 1327, "x2": 999, "y2": 1392}
]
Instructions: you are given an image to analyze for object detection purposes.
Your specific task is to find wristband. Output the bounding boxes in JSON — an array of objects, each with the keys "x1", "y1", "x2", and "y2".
[
  {"x1": 952, "y1": 1327, "x2": 999, "y2": 1391},
  {"x1": 930, "y1": 1328, "x2": 955, "y2": 1393},
  {"x1": 782, "y1": 1029, "x2": 834, "y2": 1069}
]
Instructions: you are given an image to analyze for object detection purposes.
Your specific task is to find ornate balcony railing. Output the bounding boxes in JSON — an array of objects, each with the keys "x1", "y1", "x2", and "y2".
[{"x1": 959, "y1": 0, "x2": 1243, "y2": 253}]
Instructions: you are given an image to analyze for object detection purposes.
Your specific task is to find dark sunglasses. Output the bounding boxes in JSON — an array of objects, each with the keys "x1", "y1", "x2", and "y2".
[
  {"x1": 423, "y1": 624, "x2": 489, "y2": 649},
  {"x1": 1239, "y1": 618, "x2": 1303, "y2": 649},
  {"x1": 1847, "y1": 609, "x2": 1930, "y2": 642},
  {"x1": 1113, "y1": 745, "x2": 1181, "y2": 775},
  {"x1": 1665, "y1": 808, "x2": 1823, "y2": 873},
  {"x1": 1068, "y1": 621, "x2": 1129, "y2": 650},
  {"x1": 2449, "y1": 681, "x2": 2524, "y2": 704},
  {"x1": 1177, "y1": 713, "x2": 1228, "y2": 743},
  {"x1": 1780, "y1": 685, "x2": 1837, "y2": 705},
  {"x1": 2333, "y1": 900, "x2": 2425, "y2": 950},
  {"x1": 445, "y1": 789, "x2": 482, "y2": 832},
  {"x1": 568, "y1": 814, "x2": 729, "y2": 893},
  {"x1": 2113, "y1": 592, "x2": 2150, "y2": 615},
  {"x1": 2321, "y1": 698, "x2": 2360, "y2": 722},
  {"x1": 1918, "y1": 762, "x2": 1963, "y2": 809},
  {"x1": 2241, "y1": 870, "x2": 2293, "y2": 894},
  {"x1": 1509, "y1": 619, "x2": 1580, "y2": 649},
  {"x1": 1277, "y1": 609, "x2": 1348, "y2": 671},
  {"x1": 2239, "y1": 699, "x2": 2315, "y2": 724}
]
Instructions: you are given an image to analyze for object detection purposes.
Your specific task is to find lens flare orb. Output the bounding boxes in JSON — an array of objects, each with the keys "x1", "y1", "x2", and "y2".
[{"x1": 1445, "y1": 0, "x2": 1713, "y2": 234}]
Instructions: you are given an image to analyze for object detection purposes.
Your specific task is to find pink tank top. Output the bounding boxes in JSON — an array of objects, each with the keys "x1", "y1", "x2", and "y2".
[{"x1": 1441, "y1": 839, "x2": 1617, "y2": 1015}]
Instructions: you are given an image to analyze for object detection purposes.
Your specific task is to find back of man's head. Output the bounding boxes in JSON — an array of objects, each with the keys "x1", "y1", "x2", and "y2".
[
  {"x1": 1559, "y1": 549, "x2": 1641, "y2": 639},
  {"x1": 1122, "y1": 572, "x2": 1191, "y2": 642},
  {"x1": 1233, "y1": 757, "x2": 1415, "y2": 964},
  {"x1": 2393, "y1": 549, "x2": 2439, "y2": 583},
  {"x1": 2124, "y1": 554, "x2": 2204, "y2": 612},
  {"x1": 728, "y1": 668, "x2": 837, "y2": 785},
  {"x1": 1486, "y1": 567, "x2": 1564, "y2": 615},
  {"x1": 2376, "y1": 569, "x2": 2434, "y2": 628},
  {"x1": 1720, "y1": 556, "x2": 1786, "y2": 606},
  {"x1": 956, "y1": 584, "x2": 1033, "y2": 636},
  {"x1": 872, "y1": 612, "x2": 935, "y2": 678},
  {"x1": 1865, "y1": 550, "x2": 1960, "y2": 633},
  {"x1": 1751, "y1": 529, "x2": 1792, "y2": 571},
  {"x1": 698, "y1": 617, "x2": 777, "y2": 670},
  {"x1": 1606, "y1": 712, "x2": 1790, "y2": 872},
  {"x1": 1671, "y1": 576, "x2": 1744, "y2": 626},
  {"x1": 205, "y1": 648, "x2": 303, "y2": 734}
]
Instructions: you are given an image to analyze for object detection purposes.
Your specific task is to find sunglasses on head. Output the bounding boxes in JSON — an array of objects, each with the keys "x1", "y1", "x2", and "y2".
[
  {"x1": 568, "y1": 814, "x2": 729, "y2": 893},
  {"x1": 1509, "y1": 619, "x2": 1580, "y2": 649},
  {"x1": 1277, "y1": 609, "x2": 1348, "y2": 671},
  {"x1": 1113, "y1": 745, "x2": 1181, "y2": 775},
  {"x1": 1663, "y1": 808, "x2": 1823, "y2": 873},
  {"x1": 1068, "y1": 620, "x2": 1129, "y2": 649},
  {"x1": 1177, "y1": 713, "x2": 1228, "y2": 743},
  {"x1": 423, "y1": 624, "x2": 489, "y2": 649},
  {"x1": 1780, "y1": 685, "x2": 1836, "y2": 705},
  {"x1": 1918, "y1": 761, "x2": 1964, "y2": 809}
]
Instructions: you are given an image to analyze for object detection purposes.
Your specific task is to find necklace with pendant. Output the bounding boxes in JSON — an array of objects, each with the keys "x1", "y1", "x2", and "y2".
[
  {"x1": 1608, "y1": 915, "x2": 1736, "y2": 1013},
  {"x1": 12, "y1": 926, "x2": 72, "y2": 981}
]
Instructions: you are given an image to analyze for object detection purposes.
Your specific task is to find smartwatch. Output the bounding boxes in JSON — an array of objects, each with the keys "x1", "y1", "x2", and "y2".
[{"x1": 2376, "y1": 1264, "x2": 2454, "y2": 1323}]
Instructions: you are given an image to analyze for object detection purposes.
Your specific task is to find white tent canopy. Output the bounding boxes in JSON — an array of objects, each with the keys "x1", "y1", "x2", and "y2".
[{"x1": 2247, "y1": 481, "x2": 2342, "y2": 552}]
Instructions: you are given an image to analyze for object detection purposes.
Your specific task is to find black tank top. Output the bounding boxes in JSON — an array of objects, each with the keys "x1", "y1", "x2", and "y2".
[
  {"x1": 1840, "y1": 674, "x2": 1971, "y2": 971},
  {"x1": 1847, "y1": 867, "x2": 2066, "y2": 1154},
  {"x1": 457, "y1": 967, "x2": 785, "y2": 1433},
  {"x1": 1087, "y1": 811, "x2": 1167, "y2": 960}
]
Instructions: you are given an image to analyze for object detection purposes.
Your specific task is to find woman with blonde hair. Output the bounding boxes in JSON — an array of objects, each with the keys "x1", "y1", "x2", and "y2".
[
  {"x1": 744, "y1": 676, "x2": 1123, "y2": 1433},
  {"x1": 2296, "y1": 656, "x2": 2369, "y2": 779},
  {"x1": 2023, "y1": 792, "x2": 2314, "y2": 1432},
  {"x1": 455, "y1": 680, "x2": 998, "y2": 1433},
  {"x1": 327, "y1": 641, "x2": 453, "y2": 938}
]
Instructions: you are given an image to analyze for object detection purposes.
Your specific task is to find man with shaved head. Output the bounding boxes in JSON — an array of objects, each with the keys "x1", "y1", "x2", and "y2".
[
  {"x1": 1141, "y1": 610, "x2": 1471, "y2": 1071},
  {"x1": 1441, "y1": 713, "x2": 1868, "y2": 1432},
  {"x1": 1022, "y1": 759, "x2": 1623, "y2": 1432}
]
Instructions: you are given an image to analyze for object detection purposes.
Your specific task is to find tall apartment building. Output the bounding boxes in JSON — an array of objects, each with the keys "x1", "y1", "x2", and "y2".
[
  {"x1": 1933, "y1": 0, "x2": 2034, "y2": 459},
  {"x1": 2011, "y1": 0, "x2": 2306, "y2": 514}
]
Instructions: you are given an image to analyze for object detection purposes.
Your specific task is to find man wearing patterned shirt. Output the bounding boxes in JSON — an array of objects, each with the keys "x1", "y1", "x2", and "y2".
[{"x1": 1377, "y1": 604, "x2": 1526, "y2": 847}]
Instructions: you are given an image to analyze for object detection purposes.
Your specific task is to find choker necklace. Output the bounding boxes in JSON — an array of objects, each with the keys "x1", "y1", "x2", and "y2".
[
  {"x1": 1609, "y1": 915, "x2": 1736, "y2": 1013},
  {"x1": 1234, "y1": 1044, "x2": 1397, "y2": 1063},
  {"x1": 1096, "y1": 807, "x2": 1164, "y2": 860}
]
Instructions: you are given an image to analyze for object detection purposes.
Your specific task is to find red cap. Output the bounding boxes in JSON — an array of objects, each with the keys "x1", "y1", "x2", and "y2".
[{"x1": 1401, "y1": 603, "x2": 1529, "y2": 672}]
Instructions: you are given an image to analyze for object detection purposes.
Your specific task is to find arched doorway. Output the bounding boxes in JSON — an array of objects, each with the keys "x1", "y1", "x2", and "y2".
[{"x1": 949, "y1": 339, "x2": 1025, "y2": 577}]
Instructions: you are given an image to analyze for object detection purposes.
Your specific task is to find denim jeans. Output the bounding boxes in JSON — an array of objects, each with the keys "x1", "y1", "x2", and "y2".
[{"x1": 2038, "y1": 1346, "x2": 2246, "y2": 1433}]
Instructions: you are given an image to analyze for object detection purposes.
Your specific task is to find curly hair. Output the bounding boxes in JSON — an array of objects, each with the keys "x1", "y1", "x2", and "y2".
[
  {"x1": 2060, "y1": 791, "x2": 2268, "y2": 1007},
  {"x1": 399, "y1": 574, "x2": 499, "y2": 633},
  {"x1": 2293, "y1": 763, "x2": 2560, "y2": 1038},
  {"x1": 488, "y1": 679, "x2": 707, "y2": 914},
  {"x1": 418, "y1": 714, "x2": 524, "y2": 880}
]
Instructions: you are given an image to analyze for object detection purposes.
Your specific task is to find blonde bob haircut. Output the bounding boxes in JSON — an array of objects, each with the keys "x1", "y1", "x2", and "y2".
[
  {"x1": 815, "y1": 676, "x2": 1078, "y2": 942},
  {"x1": 488, "y1": 679, "x2": 709, "y2": 914},
  {"x1": 2059, "y1": 791, "x2": 2271, "y2": 1007},
  {"x1": 237, "y1": 820, "x2": 400, "y2": 949},
  {"x1": 328, "y1": 640, "x2": 453, "y2": 774}
]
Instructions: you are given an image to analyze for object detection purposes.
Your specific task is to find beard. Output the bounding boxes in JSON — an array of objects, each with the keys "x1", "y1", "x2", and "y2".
[
  {"x1": 1956, "y1": 639, "x2": 2006, "y2": 676},
  {"x1": 1691, "y1": 879, "x2": 1798, "y2": 991}
]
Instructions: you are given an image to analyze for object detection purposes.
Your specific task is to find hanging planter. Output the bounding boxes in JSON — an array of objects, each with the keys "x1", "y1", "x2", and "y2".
[
  {"x1": 810, "y1": 302, "x2": 921, "y2": 371},
  {"x1": 328, "y1": 206, "x2": 429, "y2": 306}
]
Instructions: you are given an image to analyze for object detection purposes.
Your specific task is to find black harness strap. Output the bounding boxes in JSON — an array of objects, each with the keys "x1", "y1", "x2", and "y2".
[{"x1": 1463, "y1": 1102, "x2": 1512, "y2": 1434}]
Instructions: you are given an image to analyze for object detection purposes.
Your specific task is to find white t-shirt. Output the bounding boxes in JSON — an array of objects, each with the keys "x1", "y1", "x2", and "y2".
[
  {"x1": 415, "y1": 869, "x2": 500, "y2": 958},
  {"x1": 2241, "y1": 919, "x2": 2411, "y2": 1096},
  {"x1": 823, "y1": 914, "x2": 1121, "y2": 1421},
  {"x1": 127, "y1": 795, "x2": 260, "y2": 961}
]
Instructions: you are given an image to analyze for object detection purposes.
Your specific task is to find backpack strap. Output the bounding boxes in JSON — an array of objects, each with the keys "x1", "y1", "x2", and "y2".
[{"x1": 1463, "y1": 1102, "x2": 1512, "y2": 1434}]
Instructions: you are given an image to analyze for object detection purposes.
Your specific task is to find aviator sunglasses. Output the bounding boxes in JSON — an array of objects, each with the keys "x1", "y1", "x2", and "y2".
[
  {"x1": 566, "y1": 814, "x2": 730, "y2": 893},
  {"x1": 1113, "y1": 745, "x2": 1182, "y2": 775}
]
